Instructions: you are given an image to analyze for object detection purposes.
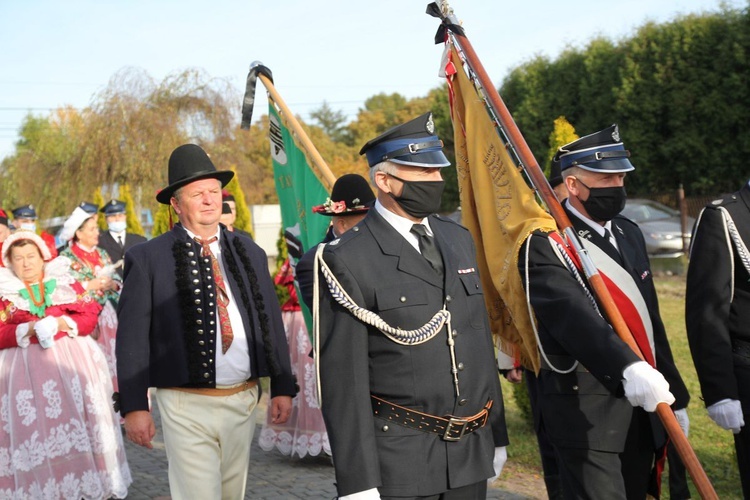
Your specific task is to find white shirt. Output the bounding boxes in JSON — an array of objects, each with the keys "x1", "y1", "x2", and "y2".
[
  {"x1": 109, "y1": 230, "x2": 126, "y2": 245},
  {"x1": 184, "y1": 226, "x2": 251, "y2": 386},
  {"x1": 374, "y1": 200, "x2": 434, "y2": 254},
  {"x1": 566, "y1": 199, "x2": 619, "y2": 252}
]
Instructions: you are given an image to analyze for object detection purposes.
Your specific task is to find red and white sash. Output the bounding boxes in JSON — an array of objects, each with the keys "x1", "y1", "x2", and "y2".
[{"x1": 549, "y1": 232, "x2": 656, "y2": 367}]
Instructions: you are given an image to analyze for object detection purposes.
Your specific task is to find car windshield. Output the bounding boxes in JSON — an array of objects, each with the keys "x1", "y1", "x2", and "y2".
[{"x1": 622, "y1": 201, "x2": 677, "y2": 222}]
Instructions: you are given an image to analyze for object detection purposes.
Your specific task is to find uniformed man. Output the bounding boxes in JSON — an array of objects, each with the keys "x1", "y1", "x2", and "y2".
[
  {"x1": 316, "y1": 113, "x2": 508, "y2": 499},
  {"x1": 221, "y1": 192, "x2": 253, "y2": 240},
  {"x1": 519, "y1": 125, "x2": 690, "y2": 498},
  {"x1": 686, "y1": 178, "x2": 750, "y2": 497},
  {"x1": 0, "y1": 209, "x2": 10, "y2": 261},
  {"x1": 295, "y1": 173, "x2": 374, "y2": 310},
  {"x1": 98, "y1": 199, "x2": 147, "y2": 279},
  {"x1": 11, "y1": 204, "x2": 58, "y2": 258}
]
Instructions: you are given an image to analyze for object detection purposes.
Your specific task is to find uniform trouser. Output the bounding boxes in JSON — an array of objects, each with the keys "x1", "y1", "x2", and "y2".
[
  {"x1": 380, "y1": 480, "x2": 487, "y2": 500},
  {"x1": 554, "y1": 408, "x2": 654, "y2": 500},
  {"x1": 736, "y1": 416, "x2": 750, "y2": 498},
  {"x1": 155, "y1": 386, "x2": 259, "y2": 500}
]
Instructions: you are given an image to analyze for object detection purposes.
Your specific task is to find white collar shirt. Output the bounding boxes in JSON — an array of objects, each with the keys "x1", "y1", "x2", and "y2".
[
  {"x1": 375, "y1": 200, "x2": 433, "y2": 254},
  {"x1": 566, "y1": 199, "x2": 619, "y2": 252}
]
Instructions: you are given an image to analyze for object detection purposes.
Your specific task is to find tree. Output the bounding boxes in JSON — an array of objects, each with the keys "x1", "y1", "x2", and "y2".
[
  {"x1": 223, "y1": 170, "x2": 253, "y2": 236},
  {"x1": 120, "y1": 184, "x2": 145, "y2": 236},
  {"x1": 547, "y1": 116, "x2": 579, "y2": 175},
  {"x1": 310, "y1": 101, "x2": 347, "y2": 143}
]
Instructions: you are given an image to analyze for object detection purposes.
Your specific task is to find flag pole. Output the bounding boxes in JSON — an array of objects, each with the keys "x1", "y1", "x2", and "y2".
[
  {"x1": 427, "y1": 2, "x2": 717, "y2": 498},
  {"x1": 242, "y1": 61, "x2": 337, "y2": 191}
]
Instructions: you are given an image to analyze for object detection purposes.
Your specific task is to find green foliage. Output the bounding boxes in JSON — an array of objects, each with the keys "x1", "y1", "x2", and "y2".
[
  {"x1": 120, "y1": 184, "x2": 145, "y2": 236},
  {"x1": 511, "y1": 379, "x2": 533, "y2": 427},
  {"x1": 501, "y1": 6, "x2": 750, "y2": 196},
  {"x1": 152, "y1": 203, "x2": 172, "y2": 237},
  {"x1": 223, "y1": 170, "x2": 253, "y2": 236},
  {"x1": 547, "y1": 116, "x2": 579, "y2": 175},
  {"x1": 93, "y1": 187, "x2": 107, "y2": 231}
]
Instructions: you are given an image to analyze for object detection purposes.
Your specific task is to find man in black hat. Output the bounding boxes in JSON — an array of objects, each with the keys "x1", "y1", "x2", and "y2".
[
  {"x1": 295, "y1": 173, "x2": 374, "y2": 310},
  {"x1": 98, "y1": 199, "x2": 147, "y2": 279},
  {"x1": 115, "y1": 143, "x2": 296, "y2": 499},
  {"x1": 686, "y1": 178, "x2": 750, "y2": 497},
  {"x1": 519, "y1": 125, "x2": 689, "y2": 498},
  {"x1": 315, "y1": 113, "x2": 508, "y2": 499},
  {"x1": 220, "y1": 192, "x2": 253, "y2": 240}
]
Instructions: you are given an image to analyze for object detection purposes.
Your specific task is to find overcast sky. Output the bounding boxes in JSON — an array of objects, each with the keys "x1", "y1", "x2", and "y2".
[{"x1": 0, "y1": 0, "x2": 743, "y2": 161}]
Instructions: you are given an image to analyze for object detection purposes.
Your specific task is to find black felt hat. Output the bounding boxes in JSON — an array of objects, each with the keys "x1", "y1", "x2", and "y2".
[
  {"x1": 556, "y1": 124, "x2": 634, "y2": 174},
  {"x1": 156, "y1": 144, "x2": 234, "y2": 204},
  {"x1": 312, "y1": 174, "x2": 375, "y2": 216},
  {"x1": 359, "y1": 112, "x2": 450, "y2": 168}
]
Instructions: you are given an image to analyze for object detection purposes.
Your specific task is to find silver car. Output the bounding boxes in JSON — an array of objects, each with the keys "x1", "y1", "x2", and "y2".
[{"x1": 621, "y1": 199, "x2": 694, "y2": 258}]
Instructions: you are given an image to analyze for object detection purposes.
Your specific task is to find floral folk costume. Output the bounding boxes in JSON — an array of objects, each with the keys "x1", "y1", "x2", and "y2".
[
  {"x1": 0, "y1": 231, "x2": 131, "y2": 499},
  {"x1": 60, "y1": 207, "x2": 122, "y2": 392}
]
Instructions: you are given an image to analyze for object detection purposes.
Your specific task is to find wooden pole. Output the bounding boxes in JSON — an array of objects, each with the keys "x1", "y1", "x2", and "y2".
[
  {"x1": 431, "y1": 2, "x2": 717, "y2": 497},
  {"x1": 257, "y1": 73, "x2": 337, "y2": 191}
]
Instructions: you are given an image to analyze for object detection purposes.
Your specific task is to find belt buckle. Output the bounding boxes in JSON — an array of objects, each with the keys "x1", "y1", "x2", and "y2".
[{"x1": 443, "y1": 417, "x2": 468, "y2": 442}]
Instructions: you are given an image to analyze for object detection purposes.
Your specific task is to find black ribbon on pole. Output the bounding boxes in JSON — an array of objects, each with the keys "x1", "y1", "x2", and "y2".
[{"x1": 240, "y1": 61, "x2": 274, "y2": 130}]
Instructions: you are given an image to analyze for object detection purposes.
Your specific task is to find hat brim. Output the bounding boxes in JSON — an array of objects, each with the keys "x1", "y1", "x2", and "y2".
[
  {"x1": 572, "y1": 158, "x2": 635, "y2": 174},
  {"x1": 387, "y1": 150, "x2": 451, "y2": 168},
  {"x1": 312, "y1": 206, "x2": 371, "y2": 217},
  {"x1": 156, "y1": 170, "x2": 235, "y2": 204}
]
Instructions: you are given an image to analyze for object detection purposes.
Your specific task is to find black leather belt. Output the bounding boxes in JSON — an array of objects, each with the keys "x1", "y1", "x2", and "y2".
[
  {"x1": 371, "y1": 395, "x2": 492, "y2": 442},
  {"x1": 732, "y1": 339, "x2": 750, "y2": 359}
]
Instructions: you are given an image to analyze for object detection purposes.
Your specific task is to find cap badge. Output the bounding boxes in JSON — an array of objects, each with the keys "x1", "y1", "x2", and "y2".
[
  {"x1": 426, "y1": 114, "x2": 435, "y2": 134},
  {"x1": 611, "y1": 126, "x2": 620, "y2": 142}
]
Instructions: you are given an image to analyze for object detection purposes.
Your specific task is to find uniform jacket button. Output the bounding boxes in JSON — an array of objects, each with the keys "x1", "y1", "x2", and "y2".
[
  {"x1": 446, "y1": 295, "x2": 452, "y2": 302},
  {"x1": 458, "y1": 399, "x2": 468, "y2": 406},
  {"x1": 382, "y1": 425, "x2": 389, "y2": 432},
  {"x1": 400, "y1": 296, "x2": 407, "y2": 303},
  {"x1": 458, "y1": 362, "x2": 465, "y2": 371},
  {"x1": 572, "y1": 385, "x2": 579, "y2": 391}
]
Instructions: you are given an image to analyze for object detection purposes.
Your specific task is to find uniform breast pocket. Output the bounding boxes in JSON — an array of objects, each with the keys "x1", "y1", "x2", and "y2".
[
  {"x1": 375, "y1": 282, "x2": 429, "y2": 311},
  {"x1": 459, "y1": 273, "x2": 483, "y2": 296}
]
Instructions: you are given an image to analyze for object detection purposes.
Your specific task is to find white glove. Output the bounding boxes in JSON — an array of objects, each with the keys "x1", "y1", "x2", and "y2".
[
  {"x1": 487, "y1": 446, "x2": 507, "y2": 485},
  {"x1": 33, "y1": 316, "x2": 59, "y2": 349},
  {"x1": 338, "y1": 488, "x2": 380, "y2": 500},
  {"x1": 622, "y1": 361, "x2": 675, "y2": 412},
  {"x1": 707, "y1": 399, "x2": 745, "y2": 434},
  {"x1": 674, "y1": 408, "x2": 690, "y2": 437}
]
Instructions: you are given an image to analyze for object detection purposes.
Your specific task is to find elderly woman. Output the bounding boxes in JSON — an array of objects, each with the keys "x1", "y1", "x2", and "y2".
[
  {"x1": 0, "y1": 231, "x2": 131, "y2": 498},
  {"x1": 59, "y1": 206, "x2": 121, "y2": 390}
]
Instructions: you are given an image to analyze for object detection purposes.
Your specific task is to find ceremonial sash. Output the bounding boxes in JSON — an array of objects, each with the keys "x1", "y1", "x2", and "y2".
[{"x1": 549, "y1": 232, "x2": 656, "y2": 367}]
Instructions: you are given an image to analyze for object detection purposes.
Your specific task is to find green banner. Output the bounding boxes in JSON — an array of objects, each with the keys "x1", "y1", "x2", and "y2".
[{"x1": 268, "y1": 101, "x2": 330, "y2": 331}]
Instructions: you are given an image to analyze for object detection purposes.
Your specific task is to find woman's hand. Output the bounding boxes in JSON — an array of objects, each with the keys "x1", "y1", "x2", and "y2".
[{"x1": 88, "y1": 276, "x2": 116, "y2": 292}]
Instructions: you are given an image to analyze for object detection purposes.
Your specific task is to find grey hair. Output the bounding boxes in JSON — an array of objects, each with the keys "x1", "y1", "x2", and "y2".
[
  {"x1": 563, "y1": 166, "x2": 587, "y2": 179},
  {"x1": 369, "y1": 161, "x2": 399, "y2": 186}
]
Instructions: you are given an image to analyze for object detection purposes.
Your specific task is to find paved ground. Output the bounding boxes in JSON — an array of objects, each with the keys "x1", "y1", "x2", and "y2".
[{"x1": 123, "y1": 393, "x2": 532, "y2": 499}]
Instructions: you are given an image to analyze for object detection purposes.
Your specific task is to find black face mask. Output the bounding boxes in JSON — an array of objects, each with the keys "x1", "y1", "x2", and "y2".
[
  {"x1": 576, "y1": 178, "x2": 627, "y2": 222},
  {"x1": 388, "y1": 173, "x2": 445, "y2": 219}
]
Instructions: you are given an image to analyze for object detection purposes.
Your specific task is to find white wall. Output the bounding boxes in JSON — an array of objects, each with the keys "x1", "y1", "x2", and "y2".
[{"x1": 250, "y1": 204, "x2": 281, "y2": 272}]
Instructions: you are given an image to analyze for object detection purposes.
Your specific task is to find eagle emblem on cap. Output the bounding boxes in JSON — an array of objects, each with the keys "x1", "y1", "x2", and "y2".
[
  {"x1": 426, "y1": 113, "x2": 435, "y2": 134},
  {"x1": 611, "y1": 125, "x2": 620, "y2": 142}
]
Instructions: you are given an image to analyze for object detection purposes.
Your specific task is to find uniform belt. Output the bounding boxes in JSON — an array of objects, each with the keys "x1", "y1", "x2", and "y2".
[
  {"x1": 732, "y1": 339, "x2": 750, "y2": 359},
  {"x1": 169, "y1": 379, "x2": 258, "y2": 397},
  {"x1": 371, "y1": 395, "x2": 492, "y2": 442}
]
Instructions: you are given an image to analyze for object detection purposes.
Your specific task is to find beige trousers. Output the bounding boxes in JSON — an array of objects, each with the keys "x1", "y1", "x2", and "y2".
[{"x1": 155, "y1": 386, "x2": 259, "y2": 500}]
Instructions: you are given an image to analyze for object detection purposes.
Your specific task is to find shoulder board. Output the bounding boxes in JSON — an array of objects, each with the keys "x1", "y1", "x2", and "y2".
[
  {"x1": 323, "y1": 225, "x2": 362, "y2": 251},
  {"x1": 613, "y1": 214, "x2": 638, "y2": 228},
  {"x1": 431, "y1": 213, "x2": 469, "y2": 231},
  {"x1": 710, "y1": 193, "x2": 738, "y2": 207}
]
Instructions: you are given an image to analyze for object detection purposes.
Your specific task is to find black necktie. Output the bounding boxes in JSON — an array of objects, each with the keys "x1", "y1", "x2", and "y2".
[
  {"x1": 603, "y1": 228, "x2": 618, "y2": 252},
  {"x1": 118, "y1": 235, "x2": 124, "y2": 248},
  {"x1": 410, "y1": 224, "x2": 444, "y2": 277}
]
